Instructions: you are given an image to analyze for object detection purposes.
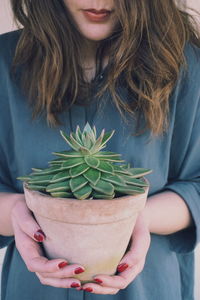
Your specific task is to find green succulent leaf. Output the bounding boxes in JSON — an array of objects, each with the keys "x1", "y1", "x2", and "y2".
[
  {"x1": 46, "y1": 181, "x2": 71, "y2": 193},
  {"x1": 84, "y1": 156, "x2": 100, "y2": 168},
  {"x1": 49, "y1": 158, "x2": 66, "y2": 165},
  {"x1": 28, "y1": 174, "x2": 54, "y2": 185},
  {"x1": 50, "y1": 191, "x2": 73, "y2": 198},
  {"x1": 31, "y1": 165, "x2": 63, "y2": 176},
  {"x1": 79, "y1": 147, "x2": 91, "y2": 155},
  {"x1": 83, "y1": 123, "x2": 93, "y2": 133},
  {"x1": 112, "y1": 164, "x2": 132, "y2": 175},
  {"x1": 31, "y1": 168, "x2": 43, "y2": 172},
  {"x1": 87, "y1": 127, "x2": 96, "y2": 144},
  {"x1": 122, "y1": 176, "x2": 149, "y2": 187},
  {"x1": 90, "y1": 128, "x2": 105, "y2": 153},
  {"x1": 70, "y1": 132, "x2": 85, "y2": 151},
  {"x1": 50, "y1": 170, "x2": 71, "y2": 183},
  {"x1": 75, "y1": 125, "x2": 83, "y2": 145},
  {"x1": 52, "y1": 151, "x2": 83, "y2": 158},
  {"x1": 128, "y1": 168, "x2": 152, "y2": 178},
  {"x1": 90, "y1": 179, "x2": 114, "y2": 196},
  {"x1": 71, "y1": 132, "x2": 82, "y2": 147},
  {"x1": 70, "y1": 175, "x2": 88, "y2": 192},
  {"x1": 73, "y1": 184, "x2": 92, "y2": 200},
  {"x1": 114, "y1": 185, "x2": 145, "y2": 195},
  {"x1": 95, "y1": 160, "x2": 114, "y2": 174},
  {"x1": 92, "y1": 125, "x2": 97, "y2": 139},
  {"x1": 70, "y1": 163, "x2": 89, "y2": 177},
  {"x1": 28, "y1": 184, "x2": 47, "y2": 191},
  {"x1": 101, "y1": 173, "x2": 126, "y2": 186},
  {"x1": 94, "y1": 151, "x2": 124, "y2": 162},
  {"x1": 91, "y1": 192, "x2": 115, "y2": 199},
  {"x1": 94, "y1": 151, "x2": 120, "y2": 157},
  {"x1": 61, "y1": 157, "x2": 85, "y2": 169},
  {"x1": 100, "y1": 131, "x2": 115, "y2": 149},
  {"x1": 83, "y1": 168, "x2": 101, "y2": 185},
  {"x1": 81, "y1": 132, "x2": 93, "y2": 149},
  {"x1": 60, "y1": 131, "x2": 78, "y2": 151},
  {"x1": 17, "y1": 176, "x2": 32, "y2": 182}
]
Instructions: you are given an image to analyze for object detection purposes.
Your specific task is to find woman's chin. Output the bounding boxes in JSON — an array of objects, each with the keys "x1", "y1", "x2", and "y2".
[{"x1": 82, "y1": 33, "x2": 112, "y2": 42}]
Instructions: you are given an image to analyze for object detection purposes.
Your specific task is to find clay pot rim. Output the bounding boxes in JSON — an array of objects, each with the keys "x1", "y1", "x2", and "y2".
[
  {"x1": 23, "y1": 181, "x2": 149, "y2": 204},
  {"x1": 24, "y1": 181, "x2": 149, "y2": 224}
]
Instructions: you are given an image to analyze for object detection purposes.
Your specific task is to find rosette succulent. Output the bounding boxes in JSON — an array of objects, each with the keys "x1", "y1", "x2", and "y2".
[{"x1": 18, "y1": 123, "x2": 151, "y2": 200}]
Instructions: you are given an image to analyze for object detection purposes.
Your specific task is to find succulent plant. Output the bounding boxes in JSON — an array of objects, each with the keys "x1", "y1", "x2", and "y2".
[{"x1": 18, "y1": 123, "x2": 151, "y2": 200}]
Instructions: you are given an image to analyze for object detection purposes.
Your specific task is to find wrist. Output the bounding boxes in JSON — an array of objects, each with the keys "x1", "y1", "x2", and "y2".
[
  {"x1": 0, "y1": 193, "x2": 26, "y2": 236},
  {"x1": 11, "y1": 194, "x2": 26, "y2": 216},
  {"x1": 139, "y1": 205, "x2": 151, "y2": 232},
  {"x1": 134, "y1": 210, "x2": 150, "y2": 235}
]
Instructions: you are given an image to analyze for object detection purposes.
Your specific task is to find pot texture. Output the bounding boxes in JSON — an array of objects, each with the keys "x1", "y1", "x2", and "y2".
[{"x1": 24, "y1": 185, "x2": 148, "y2": 282}]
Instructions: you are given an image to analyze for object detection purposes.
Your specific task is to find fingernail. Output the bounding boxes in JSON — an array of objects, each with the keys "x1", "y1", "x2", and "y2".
[
  {"x1": 58, "y1": 261, "x2": 68, "y2": 269},
  {"x1": 94, "y1": 278, "x2": 103, "y2": 284},
  {"x1": 71, "y1": 282, "x2": 81, "y2": 288},
  {"x1": 34, "y1": 230, "x2": 45, "y2": 242},
  {"x1": 117, "y1": 263, "x2": 129, "y2": 273},
  {"x1": 74, "y1": 267, "x2": 85, "y2": 274},
  {"x1": 84, "y1": 287, "x2": 93, "y2": 292}
]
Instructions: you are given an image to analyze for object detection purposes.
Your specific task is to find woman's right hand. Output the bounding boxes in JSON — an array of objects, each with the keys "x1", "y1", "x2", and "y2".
[{"x1": 11, "y1": 199, "x2": 84, "y2": 289}]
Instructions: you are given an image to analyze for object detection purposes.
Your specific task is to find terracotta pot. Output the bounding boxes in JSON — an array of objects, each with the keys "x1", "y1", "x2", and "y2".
[{"x1": 24, "y1": 184, "x2": 149, "y2": 282}]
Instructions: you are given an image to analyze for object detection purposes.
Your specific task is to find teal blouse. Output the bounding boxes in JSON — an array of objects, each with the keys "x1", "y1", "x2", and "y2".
[{"x1": 0, "y1": 30, "x2": 200, "y2": 300}]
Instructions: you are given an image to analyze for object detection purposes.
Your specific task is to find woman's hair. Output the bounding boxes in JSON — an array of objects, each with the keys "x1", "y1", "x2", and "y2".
[{"x1": 10, "y1": 0, "x2": 200, "y2": 135}]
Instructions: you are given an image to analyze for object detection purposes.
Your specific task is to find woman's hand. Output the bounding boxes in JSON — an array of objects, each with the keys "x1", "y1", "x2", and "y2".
[
  {"x1": 11, "y1": 200, "x2": 84, "y2": 289},
  {"x1": 80, "y1": 212, "x2": 151, "y2": 295}
]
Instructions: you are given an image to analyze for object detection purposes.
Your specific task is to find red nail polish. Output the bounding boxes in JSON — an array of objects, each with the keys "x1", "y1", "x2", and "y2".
[
  {"x1": 84, "y1": 287, "x2": 93, "y2": 292},
  {"x1": 34, "y1": 230, "x2": 45, "y2": 242},
  {"x1": 117, "y1": 263, "x2": 129, "y2": 273},
  {"x1": 94, "y1": 278, "x2": 103, "y2": 284},
  {"x1": 71, "y1": 282, "x2": 80, "y2": 288},
  {"x1": 58, "y1": 261, "x2": 68, "y2": 269},
  {"x1": 74, "y1": 267, "x2": 85, "y2": 274}
]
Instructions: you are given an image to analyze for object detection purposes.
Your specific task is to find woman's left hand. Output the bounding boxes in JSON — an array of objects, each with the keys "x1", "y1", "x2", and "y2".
[{"x1": 80, "y1": 211, "x2": 151, "y2": 295}]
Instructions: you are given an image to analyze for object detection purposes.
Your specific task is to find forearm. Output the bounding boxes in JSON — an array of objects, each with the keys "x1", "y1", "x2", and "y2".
[
  {"x1": 0, "y1": 192, "x2": 25, "y2": 236},
  {"x1": 144, "y1": 191, "x2": 193, "y2": 235}
]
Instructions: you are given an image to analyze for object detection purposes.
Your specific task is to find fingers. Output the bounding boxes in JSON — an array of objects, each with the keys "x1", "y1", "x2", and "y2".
[
  {"x1": 11, "y1": 200, "x2": 85, "y2": 289},
  {"x1": 11, "y1": 200, "x2": 45, "y2": 242},
  {"x1": 12, "y1": 216, "x2": 43, "y2": 258},
  {"x1": 80, "y1": 283, "x2": 120, "y2": 295},
  {"x1": 93, "y1": 275, "x2": 128, "y2": 289},
  {"x1": 14, "y1": 223, "x2": 67, "y2": 272},
  {"x1": 81, "y1": 214, "x2": 151, "y2": 295},
  {"x1": 80, "y1": 257, "x2": 145, "y2": 294},
  {"x1": 12, "y1": 205, "x2": 74, "y2": 274},
  {"x1": 37, "y1": 264, "x2": 85, "y2": 279},
  {"x1": 36, "y1": 273, "x2": 81, "y2": 289},
  {"x1": 117, "y1": 216, "x2": 151, "y2": 270},
  {"x1": 14, "y1": 222, "x2": 84, "y2": 288},
  {"x1": 35, "y1": 264, "x2": 85, "y2": 288},
  {"x1": 90, "y1": 263, "x2": 143, "y2": 291}
]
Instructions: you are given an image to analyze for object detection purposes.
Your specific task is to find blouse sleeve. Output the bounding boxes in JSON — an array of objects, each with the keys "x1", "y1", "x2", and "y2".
[
  {"x1": 164, "y1": 45, "x2": 200, "y2": 253},
  {"x1": 0, "y1": 32, "x2": 17, "y2": 248},
  {"x1": 0, "y1": 148, "x2": 15, "y2": 249}
]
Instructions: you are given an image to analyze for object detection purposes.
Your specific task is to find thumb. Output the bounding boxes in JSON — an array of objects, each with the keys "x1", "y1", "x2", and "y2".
[{"x1": 117, "y1": 215, "x2": 151, "y2": 273}]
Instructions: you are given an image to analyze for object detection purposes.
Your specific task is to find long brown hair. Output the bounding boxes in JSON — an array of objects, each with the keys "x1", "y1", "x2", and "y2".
[{"x1": 10, "y1": 0, "x2": 200, "y2": 135}]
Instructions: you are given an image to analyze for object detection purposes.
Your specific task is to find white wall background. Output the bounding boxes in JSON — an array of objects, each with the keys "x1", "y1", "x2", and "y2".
[{"x1": 0, "y1": 0, "x2": 200, "y2": 299}]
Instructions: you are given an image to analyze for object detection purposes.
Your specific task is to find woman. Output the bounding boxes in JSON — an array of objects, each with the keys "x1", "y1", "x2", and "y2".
[{"x1": 0, "y1": 0, "x2": 200, "y2": 299}]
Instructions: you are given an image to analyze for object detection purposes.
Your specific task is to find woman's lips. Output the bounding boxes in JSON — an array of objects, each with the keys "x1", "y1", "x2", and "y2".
[{"x1": 82, "y1": 9, "x2": 112, "y2": 22}]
